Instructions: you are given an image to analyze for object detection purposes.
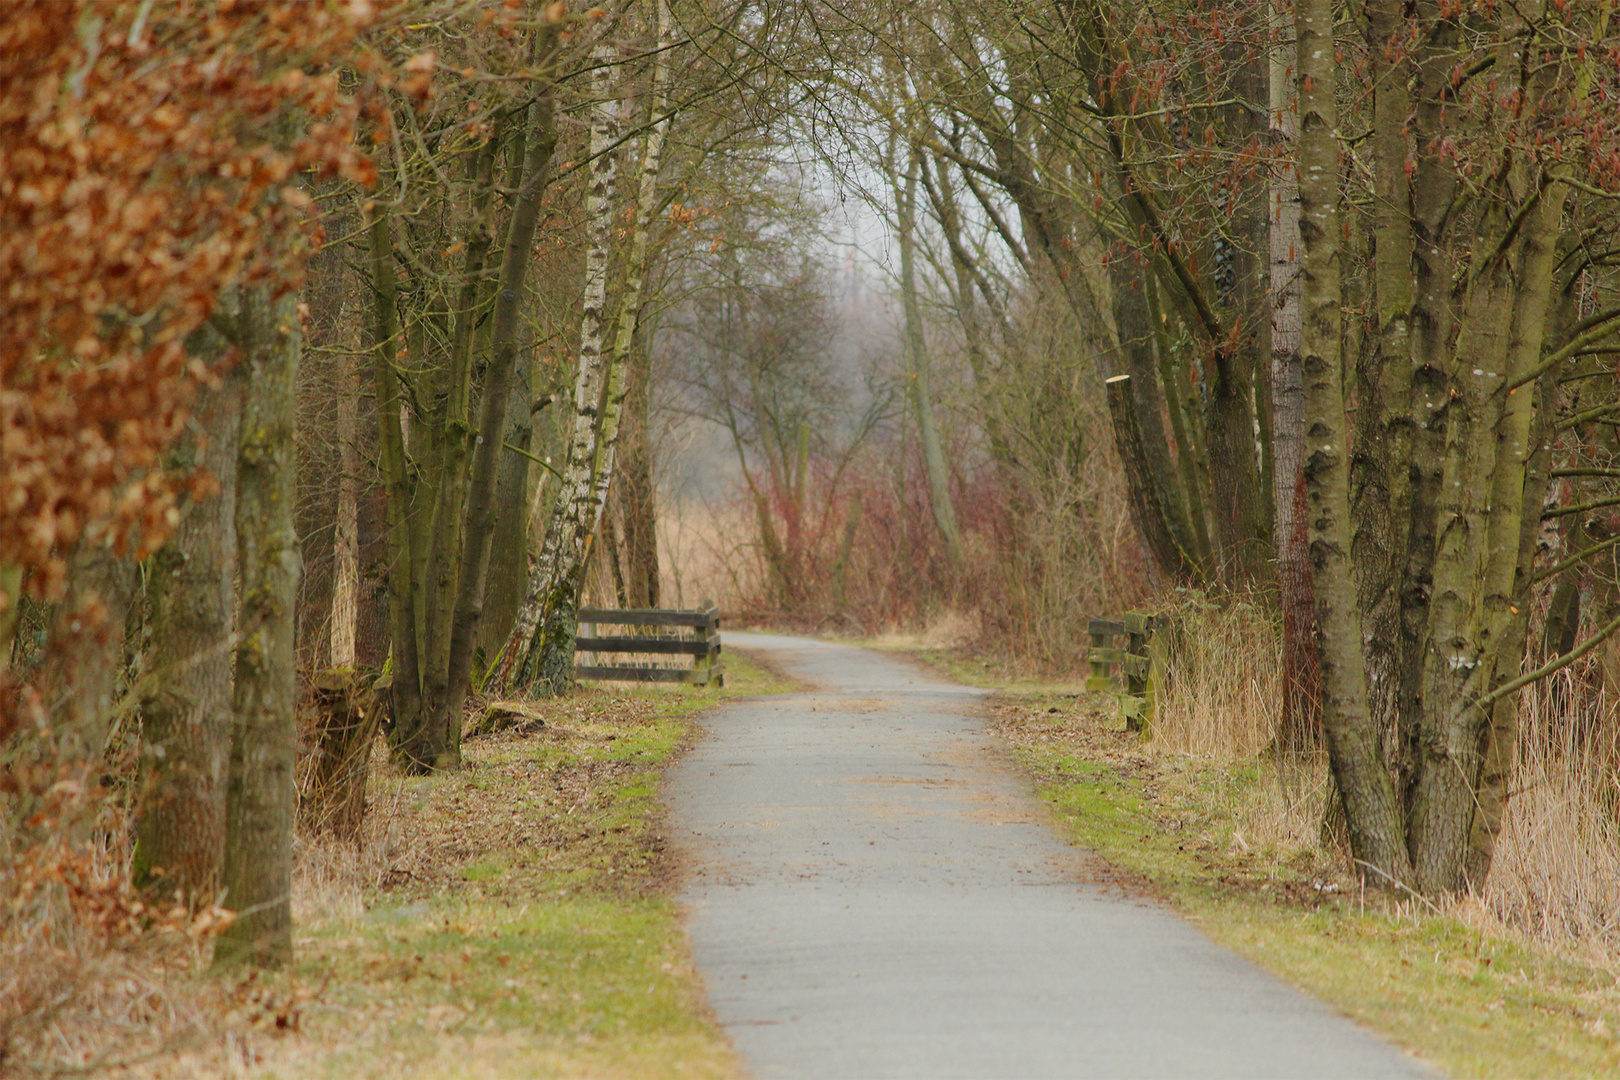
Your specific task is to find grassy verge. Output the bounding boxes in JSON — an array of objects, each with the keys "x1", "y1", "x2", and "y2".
[
  {"x1": 914, "y1": 651, "x2": 1620, "y2": 1080},
  {"x1": 205, "y1": 650, "x2": 797, "y2": 1080}
]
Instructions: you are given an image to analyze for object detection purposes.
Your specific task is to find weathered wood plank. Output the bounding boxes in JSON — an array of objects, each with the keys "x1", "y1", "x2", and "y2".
[
  {"x1": 575, "y1": 662, "x2": 727, "y2": 684},
  {"x1": 1122, "y1": 612, "x2": 1156, "y2": 636},
  {"x1": 577, "y1": 607, "x2": 718, "y2": 629},
  {"x1": 575, "y1": 665, "x2": 701, "y2": 683},
  {"x1": 575, "y1": 636, "x2": 721, "y2": 656},
  {"x1": 1086, "y1": 674, "x2": 1126, "y2": 693},
  {"x1": 1087, "y1": 649, "x2": 1151, "y2": 678},
  {"x1": 1088, "y1": 618, "x2": 1128, "y2": 637}
]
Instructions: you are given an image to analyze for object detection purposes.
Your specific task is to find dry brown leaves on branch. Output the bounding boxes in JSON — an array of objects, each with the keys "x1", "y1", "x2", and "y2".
[{"x1": 0, "y1": 0, "x2": 380, "y2": 609}]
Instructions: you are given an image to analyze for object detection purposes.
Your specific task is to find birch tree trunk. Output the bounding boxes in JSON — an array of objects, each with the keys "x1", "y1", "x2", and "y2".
[
  {"x1": 500, "y1": 6, "x2": 674, "y2": 695},
  {"x1": 1268, "y1": 3, "x2": 1318, "y2": 752},
  {"x1": 216, "y1": 284, "x2": 301, "y2": 968},
  {"x1": 496, "y1": 40, "x2": 625, "y2": 696}
]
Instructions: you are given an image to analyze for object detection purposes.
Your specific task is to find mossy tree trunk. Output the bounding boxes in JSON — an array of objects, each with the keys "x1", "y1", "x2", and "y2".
[
  {"x1": 134, "y1": 344, "x2": 242, "y2": 904},
  {"x1": 216, "y1": 284, "x2": 302, "y2": 969}
]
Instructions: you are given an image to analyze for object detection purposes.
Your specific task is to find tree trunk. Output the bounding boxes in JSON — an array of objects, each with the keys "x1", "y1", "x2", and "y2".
[
  {"x1": 1350, "y1": 0, "x2": 1417, "y2": 782},
  {"x1": 354, "y1": 466, "x2": 391, "y2": 673},
  {"x1": 1410, "y1": 169, "x2": 1565, "y2": 894},
  {"x1": 1105, "y1": 375, "x2": 1189, "y2": 583},
  {"x1": 919, "y1": 152, "x2": 1019, "y2": 482},
  {"x1": 1467, "y1": 374, "x2": 1555, "y2": 887},
  {"x1": 501, "y1": 10, "x2": 673, "y2": 695},
  {"x1": 418, "y1": 132, "x2": 503, "y2": 770},
  {"x1": 618, "y1": 327, "x2": 661, "y2": 608},
  {"x1": 1109, "y1": 260, "x2": 1204, "y2": 582},
  {"x1": 134, "y1": 356, "x2": 241, "y2": 904},
  {"x1": 330, "y1": 347, "x2": 361, "y2": 669},
  {"x1": 367, "y1": 203, "x2": 428, "y2": 768},
  {"x1": 480, "y1": 332, "x2": 537, "y2": 661},
  {"x1": 216, "y1": 284, "x2": 302, "y2": 969},
  {"x1": 1268, "y1": 6, "x2": 1318, "y2": 752},
  {"x1": 1397, "y1": 6, "x2": 1463, "y2": 800},
  {"x1": 39, "y1": 541, "x2": 136, "y2": 777},
  {"x1": 441, "y1": 71, "x2": 561, "y2": 723},
  {"x1": 498, "y1": 42, "x2": 623, "y2": 696},
  {"x1": 1296, "y1": 0, "x2": 1412, "y2": 885},
  {"x1": 897, "y1": 149, "x2": 964, "y2": 571}
]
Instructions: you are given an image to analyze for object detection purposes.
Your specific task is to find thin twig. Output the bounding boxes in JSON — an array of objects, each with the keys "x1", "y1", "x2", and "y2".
[{"x1": 1478, "y1": 609, "x2": 1620, "y2": 710}]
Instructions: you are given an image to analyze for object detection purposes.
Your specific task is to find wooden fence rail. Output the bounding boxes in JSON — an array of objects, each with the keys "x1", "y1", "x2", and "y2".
[
  {"x1": 574, "y1": 602, "x2": 723, "y2": 686},
  {"x1": 1086, "y1": 612, "x2": 1157, "y2": 732}
]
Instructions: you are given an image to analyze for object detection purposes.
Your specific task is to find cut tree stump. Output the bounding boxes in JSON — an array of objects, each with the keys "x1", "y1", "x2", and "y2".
[
  {"x1": 302, "y1": 668, "x2": 379, "y2": 843},
  {"x1": 467, "y1": 700, "x2": 549, "y2": 738}
]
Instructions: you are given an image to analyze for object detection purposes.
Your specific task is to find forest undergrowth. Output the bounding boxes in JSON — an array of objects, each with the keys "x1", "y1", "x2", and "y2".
[{"x1": 1, "y1": 654, "x2": 795, "y2": 1078}]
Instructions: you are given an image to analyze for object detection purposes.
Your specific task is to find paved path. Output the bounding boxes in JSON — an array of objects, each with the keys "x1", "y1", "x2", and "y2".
[{"x1": 665, "y1": 634, "x2": 1433, "y2": 1079}]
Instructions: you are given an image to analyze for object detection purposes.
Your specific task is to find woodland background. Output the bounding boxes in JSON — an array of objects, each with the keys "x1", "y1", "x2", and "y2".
[{"x1": 6, "y1": 0, "x2": 1620, "y2": 1072}]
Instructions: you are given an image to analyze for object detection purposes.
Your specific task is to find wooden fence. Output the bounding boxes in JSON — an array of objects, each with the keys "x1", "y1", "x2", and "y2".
[
  {"x1": 1086, "y1": 613, "x2": 1157, "y2": 732},
  {"x1": 574, "y1": 603, "x2": 723, "y2": 686}
]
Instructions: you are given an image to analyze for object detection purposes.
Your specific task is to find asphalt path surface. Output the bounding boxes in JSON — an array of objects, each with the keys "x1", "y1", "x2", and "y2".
[{"x1": 665, "y1": 633, "x2": 1435, "y2": 1080}]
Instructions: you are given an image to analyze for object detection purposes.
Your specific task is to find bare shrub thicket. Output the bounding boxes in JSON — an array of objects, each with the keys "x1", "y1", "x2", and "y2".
[
  {"x1": 661, "y1": 230, "x2": 1149, "y2": 668},
  {"x1": 668, "y1": 415, "x2": 1145, "y2": 668}
]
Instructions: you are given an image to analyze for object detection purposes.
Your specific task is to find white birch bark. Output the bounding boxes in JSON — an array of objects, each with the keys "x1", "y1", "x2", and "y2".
[
  {"x1": 497, "y1": 39, "x2": 622, "y2": 690},
  {"x1": 499, "y1": 2, "x2": 674, "y2": 693}
]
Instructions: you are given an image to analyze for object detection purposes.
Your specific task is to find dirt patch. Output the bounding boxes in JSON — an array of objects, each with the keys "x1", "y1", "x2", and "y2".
[{"x1": 841, "y1": 775, "x2": 963, "y2": 786}]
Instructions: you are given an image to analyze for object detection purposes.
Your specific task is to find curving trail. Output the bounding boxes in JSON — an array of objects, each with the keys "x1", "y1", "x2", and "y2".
[{"x1": 666, "y1": 633, "x2": 1433, "y2": 1080}]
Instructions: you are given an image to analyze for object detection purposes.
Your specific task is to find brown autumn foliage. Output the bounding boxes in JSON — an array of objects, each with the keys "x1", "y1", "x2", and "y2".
[
  {"x1": 0, "y1": 0, "x2": 378, "y2": 721},
  {"x1": 0, "y1": 2, "x2": 396, "y2": 1071}
]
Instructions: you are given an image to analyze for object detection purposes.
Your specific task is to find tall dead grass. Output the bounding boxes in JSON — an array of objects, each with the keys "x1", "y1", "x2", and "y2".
[
  {"x1": 1151, "y1": 591, "x2": 1284, "y2": 760},
  {"x1": 1148, "y1": 594, "x2": 1620, "y2": 965},
  {"x1": 1146, "y1": 590, "x2": 1330, "y2": 855},
  {"x1": 1487, "y1": 663, "x2": 1620, "y2": 961}
]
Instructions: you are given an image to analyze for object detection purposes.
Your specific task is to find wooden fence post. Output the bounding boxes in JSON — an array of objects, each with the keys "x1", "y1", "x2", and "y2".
[
  {"x1": 1086, "y1": 614, "x2": 1156, "y2": 733},
  {"x1": 1122, "y1": 613, "x2": 1156, "y2": 733},
  {"x1": 694, "y1": 598, "x2": 716, "y2": 687}
]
